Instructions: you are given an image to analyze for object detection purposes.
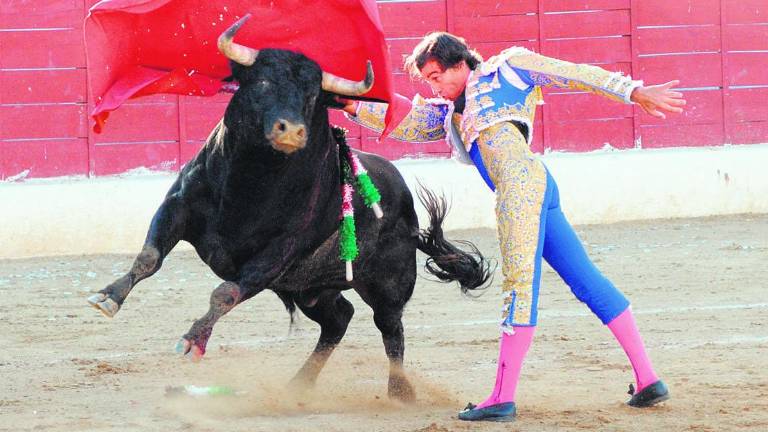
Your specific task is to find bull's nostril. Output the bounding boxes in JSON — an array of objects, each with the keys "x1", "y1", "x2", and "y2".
[
  {"x1": 297, "y1": 127, "x2": 306, "y2": 138},
  {"x1": 277, "y1": 121, "x2": 287, "y2": 132}
]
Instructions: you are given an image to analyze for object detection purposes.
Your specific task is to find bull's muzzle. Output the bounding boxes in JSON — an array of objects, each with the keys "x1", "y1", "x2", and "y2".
[{"x1": 267, "y1": 119, "x2": 307, "y2": 154}]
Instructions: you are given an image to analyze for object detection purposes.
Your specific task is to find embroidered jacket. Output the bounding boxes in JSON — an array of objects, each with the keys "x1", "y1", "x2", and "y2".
[{"x1": 347, "y1": 47, "x2": 642, "y2": 171}]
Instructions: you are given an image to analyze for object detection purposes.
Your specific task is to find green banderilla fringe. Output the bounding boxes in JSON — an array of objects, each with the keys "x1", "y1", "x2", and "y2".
[
  {"x1": 339, "y1": 215, "x2": 359, "y2": 262},
  {"x1": 355, "y1": 173, "x2": 381, "y2": 207}
]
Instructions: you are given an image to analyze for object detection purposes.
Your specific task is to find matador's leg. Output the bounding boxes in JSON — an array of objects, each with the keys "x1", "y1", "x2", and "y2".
[
  {"x1": 461, "y1": 121, "x2": 549, "y2": 416},
  {"x1": 476, "y1": 122, "x2": 548, "y2": 329}
]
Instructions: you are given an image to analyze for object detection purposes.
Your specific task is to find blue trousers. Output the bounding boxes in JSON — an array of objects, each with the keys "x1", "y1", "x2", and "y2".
[
  {"x1": 470, "y1": 128, "x2": 629, "y2": 328},
  {"x1": 523, "y1": 170, "x2": 630, "y2": 325}
]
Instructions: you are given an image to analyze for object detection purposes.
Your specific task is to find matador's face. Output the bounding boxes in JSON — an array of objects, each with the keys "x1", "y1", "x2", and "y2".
[{"x1": 419, "y1": 60, "x2": 471, "y2": 101}]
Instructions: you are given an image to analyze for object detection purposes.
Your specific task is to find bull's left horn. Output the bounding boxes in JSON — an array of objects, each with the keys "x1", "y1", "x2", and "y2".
[
  {"x1": 218, "y1": 14, "x2": 259, "y2": 66},
  {"x1": 321, "y1": 60, "x2": 374, "y2": 96}
]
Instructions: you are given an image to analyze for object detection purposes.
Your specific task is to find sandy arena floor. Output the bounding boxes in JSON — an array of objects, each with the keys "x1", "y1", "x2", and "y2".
[{"x1": 1, "y1": 213, "x2": 767, "y2": 431}]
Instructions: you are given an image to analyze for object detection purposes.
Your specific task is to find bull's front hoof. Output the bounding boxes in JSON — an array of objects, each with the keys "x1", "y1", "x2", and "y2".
[
  {"x1": 388, "y1": 374, "x2": 416, "y2": 402},
  {"x1": 87, "y1": 294, "x2": 120, "y2": 318},
  {"x1": 175, "y1": 338, "x2": 205, "y2": 362}
]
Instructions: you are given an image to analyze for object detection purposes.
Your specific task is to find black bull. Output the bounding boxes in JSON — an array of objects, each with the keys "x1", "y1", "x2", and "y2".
[{"x1": 87, "y1": 35, "x2": 490, "y2": 401}]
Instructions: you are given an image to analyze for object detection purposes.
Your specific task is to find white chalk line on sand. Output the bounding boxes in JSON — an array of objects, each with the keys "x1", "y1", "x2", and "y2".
[
  {"x1": 36, "y1": 302, "x2": 766, "y2": 365},
  {"x1": 409, "y1": 302, "x2": 768, "y2": 329},
  {"x1": 671, "y1": 335, "x2": 768, "y2": 349}
]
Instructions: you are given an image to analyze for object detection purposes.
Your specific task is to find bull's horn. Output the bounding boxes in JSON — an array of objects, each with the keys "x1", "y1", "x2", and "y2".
[
  {"x1": 218, "y1": 14, "x2": 259, "y2": 66},
  {"x1": 321, "y1": 60, "x2": 374, "y2": 96}
]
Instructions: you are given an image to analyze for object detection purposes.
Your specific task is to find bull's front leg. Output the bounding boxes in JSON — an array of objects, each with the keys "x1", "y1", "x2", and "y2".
[
  {"x1": 176, "y1": 281, "x2": 248, "y2": 362},
  {"x1": 88, "y1": 195, "x2": 186, "y2": 317},
  {"x1": 176, "y1": 255, "x2": 281, "y2": 361}
]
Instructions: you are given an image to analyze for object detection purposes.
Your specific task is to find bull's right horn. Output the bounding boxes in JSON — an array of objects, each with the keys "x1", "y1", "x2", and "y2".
[
  {"x1": 321, "y1": 60, "x2": 374, "y2": 96},
  {"x1": 218, "y1": 14, "x2": 259, "y2": 66}
]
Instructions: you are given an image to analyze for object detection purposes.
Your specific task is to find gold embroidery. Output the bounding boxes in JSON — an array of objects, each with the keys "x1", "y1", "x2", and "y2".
[
  {"x1": 504, "y1": 48, "x2": 640, "y2": 103},
  {"x1": 460, "y1": 80, "x2": 540, "y2": 151},
  {"x1": 451, "y1": 112, "x2": 462, "y2": 134},
  {"x1": 476, "y1": 122, "x2": 547, "y2": 326},
  {"x1": 476, "y1": 88, "x2": 540, "y2": 130},
  {"x1": 458, "y1": 46, "x2": 637, "y2": 167},
  {"x1": 349, "y1": 99, "x2": 447, "y2": 143},
  {"x1": 354, "y1": 101, "x2": 387, "y2": 130},
  {"x1": 477, "y1": 95, "x2": 495, "y2": 109},
  {"x1": 475, "y1": 80, "x2": 498, "y2": 95}
]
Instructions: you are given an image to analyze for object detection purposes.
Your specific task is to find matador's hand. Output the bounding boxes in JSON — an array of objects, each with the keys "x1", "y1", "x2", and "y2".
[
  {"x1": 630, "y1": 80, "x2": 686, "y2": 119},
  {"x1": 335, "y1": 97, "x2": 358, "y2": 115}
]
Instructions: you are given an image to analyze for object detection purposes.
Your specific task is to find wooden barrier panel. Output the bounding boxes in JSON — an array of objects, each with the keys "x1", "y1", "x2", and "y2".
[
  {"x1": 456, "y1": 14, "x2": 539, "y2": 41},
  {"x1": 542, "y1": 0, "x2": 629, "y2": 12},
  {"x1": 723, "y1": 0, "x2": 767, "y2": 24},
  {"x1": 635, "y1": 0, "x2": 719, "y2": 26},
  {"x1": 542, "y1": 9, "x2": 631, "y2": 38},
  {"x1": 541, "y1": 36, "x2": 631, "y2": 64},
  {"x1": 90, "y1": 96, "x2": 180, "y2": 175},
  {"x1": 0, "y1": 0, "x2": 85, "y2": 28},
  {"x1": 378, "y1": 0, "x2": 446, "y2": 38},
  {"x1": 636, "y1": 26, "x2": 721, "y2": 55},
  {"x1": 1, "y1": 104, "x2": 88, "y2": 140},
  {"x1": 0, "y1": 0, "x2": 89, "y2": 178},
  {"x1": 91, "y1": 141, "x2": 180, "y2": 176},
  {"x1": 0, "y1": 139, "x2": 88, "y2": 180},
  {"x1": 0, "y1": 69, "x2": 87, "y2": 104},
  {"x1": 728, "y1": 88, "x2": 768, "y2": 123},
  {"x1": 455, "y1": 0, "x2": 537, "y2": 16},
  {"x1": 549, "y1": 118, "x2": 634, "y2": 151},
  {"x1": 723, "y1": 24, "x2": 768, "y2": 51}
]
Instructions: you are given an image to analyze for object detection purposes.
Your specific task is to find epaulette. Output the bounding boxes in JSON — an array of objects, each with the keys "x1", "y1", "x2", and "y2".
[{"x1": 478, "y1": 46, "x2": 535, "y2": 76}]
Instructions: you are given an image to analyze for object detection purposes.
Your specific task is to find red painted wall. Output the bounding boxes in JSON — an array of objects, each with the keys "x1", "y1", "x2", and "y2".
[{"x1": 1, "y1": 0, "x2": 766, "y2": 179}]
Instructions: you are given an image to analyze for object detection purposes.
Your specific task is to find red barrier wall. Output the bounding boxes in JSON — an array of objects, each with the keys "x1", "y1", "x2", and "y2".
[{"x1": 1, "y1": 0, "x2": 766, "y2": 179}]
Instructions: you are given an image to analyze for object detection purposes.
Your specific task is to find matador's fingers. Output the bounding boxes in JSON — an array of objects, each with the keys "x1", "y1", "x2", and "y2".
[
  {"x1": 666, "y1": 97, "x2": 687, "y2": 106},
  {"x1": 649, "y1": 109, "x2": 666, "y2": 119},
  {"x1": 665, "y1": 97, "x2": 686, "y2": 107},
  {"x1": 658, "y1": 102, "x2": 684, "y2": 114},
  {"x1": 640, "y1": 103, "x2": 666, "y2": 119}
]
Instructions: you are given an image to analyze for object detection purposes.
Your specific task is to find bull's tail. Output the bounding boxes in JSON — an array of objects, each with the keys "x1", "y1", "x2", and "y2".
[{"x1": 416, "y1": 185, "x2": 493, "y2": 294}]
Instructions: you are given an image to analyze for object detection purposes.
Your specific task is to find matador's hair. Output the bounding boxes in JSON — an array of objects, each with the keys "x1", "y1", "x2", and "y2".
[{"x1": 403, "y1": 32, "x2": 483, "y2": 79}]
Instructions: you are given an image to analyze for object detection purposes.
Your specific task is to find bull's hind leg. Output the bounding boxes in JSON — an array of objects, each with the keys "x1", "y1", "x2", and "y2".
[
  {"x1": 373, "y1": 307, "x2": 416, "y2": 401},
  {"x1": 357, "y1": 285, "x2": 417, "y2": 401},
  {"x1": 177, "y1": 281, "x2": 242, "y2": 362},
  {"x1": 290, "y1": 290, "x2": 354, "y2": 388},
  {"x1": 356, "y1": 240, "x2": 418, "y2": 401},
  {"x1": 88, "y1": 196, "x2": 186, "y2": 317}
]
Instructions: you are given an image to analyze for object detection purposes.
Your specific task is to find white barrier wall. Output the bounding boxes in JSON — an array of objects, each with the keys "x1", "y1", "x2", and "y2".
[{"x1": 2, "y1": 144, "x2": 767, "y2": 259}]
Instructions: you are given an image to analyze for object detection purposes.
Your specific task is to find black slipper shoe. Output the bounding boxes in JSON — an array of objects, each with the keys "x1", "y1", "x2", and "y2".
[
  {"x1": 458, "y1": 402, "x2": 516, "y2": 422},
  {"x1": 627, "y1": 380, "x2": 670, "y2": 407}
]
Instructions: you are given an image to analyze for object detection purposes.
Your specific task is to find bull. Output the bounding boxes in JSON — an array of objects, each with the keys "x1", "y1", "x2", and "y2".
[{"x1": 87, "y1": 16, "x2": 490, "y2": 400}]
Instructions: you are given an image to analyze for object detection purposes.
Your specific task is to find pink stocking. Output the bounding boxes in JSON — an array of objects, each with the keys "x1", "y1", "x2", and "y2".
[
  {"x1": 476, "y1": 326, "x2": 536, "y2": 408},
  {"x1": 607, "y1": 307, "x2": 658, "y2": 392}
]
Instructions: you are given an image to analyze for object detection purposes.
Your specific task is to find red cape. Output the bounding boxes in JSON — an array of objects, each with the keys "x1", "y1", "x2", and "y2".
[{"x1": 85, "y1": 0, "x2": 394, "y2": 133}]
